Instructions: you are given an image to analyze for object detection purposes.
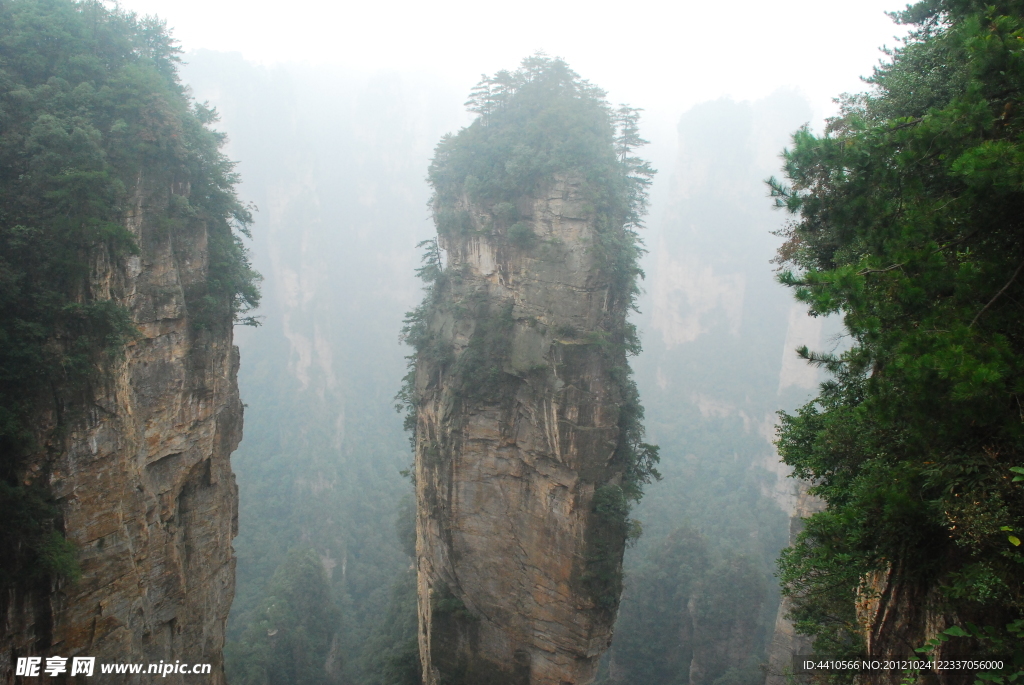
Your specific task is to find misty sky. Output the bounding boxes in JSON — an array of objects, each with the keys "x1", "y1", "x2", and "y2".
[{"x1": 116, "y1": 0, "x2": 907, "y2": 127}]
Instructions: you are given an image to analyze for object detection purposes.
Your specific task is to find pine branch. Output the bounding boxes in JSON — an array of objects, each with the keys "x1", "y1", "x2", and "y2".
[
  {"x1": 857, "y1": 263, "x2": 904, "y2": 275},
  {"x1": 970, "y1": 258, "x2": 1024, "y2": 328}
]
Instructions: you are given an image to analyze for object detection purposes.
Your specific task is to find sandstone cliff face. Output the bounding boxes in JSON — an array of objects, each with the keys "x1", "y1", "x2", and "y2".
[
  {"x1": 414, "y1": 176, "x2": 632, "y2": 685},
  {"x1": 1, "y1": 181, "x2": 241, "y2": 684}
]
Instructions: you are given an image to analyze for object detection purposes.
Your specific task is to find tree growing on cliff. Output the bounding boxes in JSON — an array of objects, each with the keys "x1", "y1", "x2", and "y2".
[
  {"x1": 398, "y1": 58, "x2": 660, "y2": 678},
  {"x1": 405, "y1": 55, "x2": 660, "y2": 501},
  {"x1": 613, "y1": 105, "x2": 655, "y2": 227},
  {"x1": 0, "y1": 0, "x2": 260, "y2": 590},
  {"x1": 770, "y1": 0, "x2": 1024, "y2": 668}
]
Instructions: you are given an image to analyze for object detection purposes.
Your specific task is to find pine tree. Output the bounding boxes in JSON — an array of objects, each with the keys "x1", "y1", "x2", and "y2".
[{"x1": 772, "y1": 0, "x2": 1024, "y2": 670}]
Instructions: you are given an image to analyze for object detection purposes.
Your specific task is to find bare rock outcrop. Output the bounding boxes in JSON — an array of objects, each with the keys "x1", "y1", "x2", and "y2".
[
  {"x1": 1, "y1": 180, "x2": 242, "y2": 684},
  {"x1": 413, "y1": 176, "x2": 636, "y2": 685}
]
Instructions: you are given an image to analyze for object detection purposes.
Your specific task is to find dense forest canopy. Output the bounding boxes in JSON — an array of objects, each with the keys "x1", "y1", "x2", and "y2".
[
  {"x1": 226, "y1": 547, "x2": 343, "y2": 684},
  {"x1": 0, "y1": 0, "x2": 258, "y2": 589},
  {"x1": 771, "y1": 0, "x2": 1024, "y2": 666},
  {"x1": 430, "y1": 55, "x2": 654, "y2": 229}
]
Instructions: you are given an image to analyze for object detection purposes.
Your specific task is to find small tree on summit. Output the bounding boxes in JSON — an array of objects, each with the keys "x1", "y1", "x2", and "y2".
[
  {"x1": 613, "y1": 105, "x2": 647, "y2": 160},
  {"x1": 614, "y1": 105, "x2": 655, "y2": 228}
]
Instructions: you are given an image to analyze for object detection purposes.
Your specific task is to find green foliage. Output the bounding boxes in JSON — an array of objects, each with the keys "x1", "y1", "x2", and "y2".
[
  {"x1": 607, "y1": 528, "x2": 708, "y2": 684},
  {"x1": 593, "y1": 484, "x2": 632, "y2": 530},
  {"x1": 611, "y1": 365, "x2": 661, "y2": 501},
  {"x1": 0, "y1": 0, "x2": 258, "y2": 592},
  {"x1": 430, "y1": 582, "x2": 477, "y2": 621},
  {"x1": 226, "y1": 548, "x2": 342, "y2": 685},
  {"x1": 581, "y1": 536, "x2": 626, "y2": 613},
  {"x1": 612, "y1": 105, "x2": 655, "y2": 229},
  {"x1": 361, "y1": 494, "x2": 421, "y2": 684},
  {"x1": 444, "y1": 55, "x2": 620, "y2": 203},
  {"x1": 38, "y1": 529, "x2": 82, "y2": 583},
  {"x1": 771, "y1": 0, "x2": 1024, "y2": 655},
  {"x1": 429, "y1": 54, "x2": 653, "y2": 307},
  {"x1": 914, "y1": 621, "x2": 1024, "y2": 684},
  {"x1": 0, "y1": 482, "x2": 80, "y2": 587},
  {"x1": 582, "y1": 485, "x2": 633, "y2": 610},
  {"x1": 506, "y1": 221, "x2": 536, "y2": 248},
  {"x1": 414, "y1": 238, "x2": 444, "y2": 284},
  {"x1": 228, "y1": 368, "x2": 419, "y2": 685},
  {"x1": 448, "y1": 300, "x2": 515, "y2": 403},
  {"x1": 395, "y1": 240, "x2": 453, "y2": 440}
]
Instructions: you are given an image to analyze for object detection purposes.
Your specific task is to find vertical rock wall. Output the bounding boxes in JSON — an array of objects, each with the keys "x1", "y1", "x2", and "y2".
[
  {"x1": 1, "y1": 180, "x2": 241, "y2": 684},
  {"x1": 414, "y1": 177, "x2": 631, "y2": 685}
]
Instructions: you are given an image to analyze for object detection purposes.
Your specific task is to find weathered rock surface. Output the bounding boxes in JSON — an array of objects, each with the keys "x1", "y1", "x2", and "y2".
[
  {"x1": 414, "y1": 177, "x2": 631, "y2": 685},
  {"x1": 0, "y1": 181, "x2": 241, "y2": 684}
]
